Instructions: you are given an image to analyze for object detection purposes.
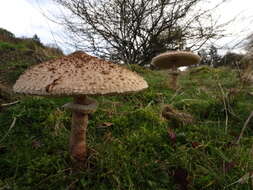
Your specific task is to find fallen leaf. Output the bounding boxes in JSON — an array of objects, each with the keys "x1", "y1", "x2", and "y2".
[
  {"x1": 191, "y1": 142, "x2": 201, "y2": 148},
  {"x1": 97, "y1": 122, "x2": 113, "y2": 129}
]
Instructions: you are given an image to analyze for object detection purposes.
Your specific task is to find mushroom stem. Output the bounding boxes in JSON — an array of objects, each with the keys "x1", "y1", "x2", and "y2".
[
  {"x1": 169, "y1": 67, "x2": 179, "y2": 90},
  {"x1": 69, "y1": 96, "x2": 89, "y2": 163}
]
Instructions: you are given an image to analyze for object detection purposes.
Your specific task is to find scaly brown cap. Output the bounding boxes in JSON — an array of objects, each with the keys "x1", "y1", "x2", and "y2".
[
  {"x1": 13, "y1": 51, "x2": 148, "y2": 96},
  {"x1": 151, "y1": 51, "x2": 201, "y2": 69}
]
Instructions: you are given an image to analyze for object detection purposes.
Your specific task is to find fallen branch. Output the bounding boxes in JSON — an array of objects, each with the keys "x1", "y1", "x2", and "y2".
[
  {"x1": 0, "y1": 117, "x2": 17, "y2": 143},
  {"x1": 0, "y1": 101, "x2": 20, "y2": 107},
  {"x1": 236, "y1": 111, "x2": 253, "y2": 144}
]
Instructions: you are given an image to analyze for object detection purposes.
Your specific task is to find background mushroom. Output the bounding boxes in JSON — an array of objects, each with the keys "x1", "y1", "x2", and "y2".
[
  {"x1": 151, "y1": 51, "x2": 201, "y2": 89},
  {"x1": 13, "y1": 51, "x2": 148, "y2": 166}
]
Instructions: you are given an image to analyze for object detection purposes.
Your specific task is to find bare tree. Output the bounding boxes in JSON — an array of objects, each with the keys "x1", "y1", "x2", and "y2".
[
  {"x1": 54, "y1": 0, "x2": 227, "y2": 65},
  {"x1": 245, "y1": 33, "x2": 253, "y2": 52}
]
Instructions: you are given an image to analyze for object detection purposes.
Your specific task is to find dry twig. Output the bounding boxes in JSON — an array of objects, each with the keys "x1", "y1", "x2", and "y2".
[
  {"x1": 0, "y1": 101, "x2": 20, "y2": 107},
  {"x1": 0, "y1": 117, "x2": 17, "y2": 143},
  {"x1": 236, "y1": 111, "x2": 253, "y2": 144}
]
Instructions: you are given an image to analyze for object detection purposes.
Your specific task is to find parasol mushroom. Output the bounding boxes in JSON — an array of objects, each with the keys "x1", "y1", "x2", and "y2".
[
  {"x1": 13, "y1": 51, "x2": 148, "y2": 166},
  {"x1": 151, "y1": 51, "x2": 201, "y2": 89}
]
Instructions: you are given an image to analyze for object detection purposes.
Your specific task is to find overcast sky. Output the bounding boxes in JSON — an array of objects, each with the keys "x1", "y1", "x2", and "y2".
[{"x1": 0, "y1": 0, "x2": 253, "y2": 54}]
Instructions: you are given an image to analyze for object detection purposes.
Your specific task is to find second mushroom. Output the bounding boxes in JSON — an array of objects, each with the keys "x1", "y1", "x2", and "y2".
[{"x1": 151, "y1": 51, "x2": 201, "y2": 89}]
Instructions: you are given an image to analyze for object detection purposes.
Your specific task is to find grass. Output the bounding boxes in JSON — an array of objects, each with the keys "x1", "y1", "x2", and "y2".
[
  {"x1": 0, "y1": 42, "x2": 27, "y2": 52},
  {"x1": 0, "y1": 34, "x2": 63, "y2": 85},
  {"x1": 0, "y1": 65, "x2": 253, "y2": 189},
  {"x1": 0, "y1": 61, "x2": 34, "y2": 83}
]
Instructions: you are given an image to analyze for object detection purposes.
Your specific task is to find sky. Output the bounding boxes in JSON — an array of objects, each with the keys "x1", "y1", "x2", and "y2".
[
  {"x1": 0, "y1": 0, "x2": 253, "y2": 54},
  {"x1": 0, "y1": 0, "x2": 69, "y2": 50}
]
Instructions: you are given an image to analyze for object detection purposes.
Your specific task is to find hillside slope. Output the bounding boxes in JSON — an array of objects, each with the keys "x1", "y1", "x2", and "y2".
[
  {"x1": 0, "y1": 28, "x2": 63, "y2": 100},
  {"x1": 0, "y1": 63, "x2": 253, "y2": 189}
]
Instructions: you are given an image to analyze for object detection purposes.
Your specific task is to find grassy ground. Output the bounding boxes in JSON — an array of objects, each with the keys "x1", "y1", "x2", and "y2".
[
  {"x1": 0, "y1": 64, "x2": 253, "y2": 189},
  {"x1": 0, "y1": 35, "x2": 62, "y2": 85}
]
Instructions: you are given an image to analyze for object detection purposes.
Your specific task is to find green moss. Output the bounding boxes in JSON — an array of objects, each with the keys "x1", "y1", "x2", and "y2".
[{"x1": 0, "y1": 66, "x2": 253, "y2": 189}]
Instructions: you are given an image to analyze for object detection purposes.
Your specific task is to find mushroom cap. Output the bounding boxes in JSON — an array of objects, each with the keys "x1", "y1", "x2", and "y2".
[
  {"x1": 13, "y1": 51, "x2": 148, "y2": 96},
  {"x1": 151, "y1": 51, "x2": 201, "y2": 69}
]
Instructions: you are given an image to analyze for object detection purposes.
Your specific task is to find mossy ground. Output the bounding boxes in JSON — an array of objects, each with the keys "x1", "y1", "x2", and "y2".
[{"x1": 0, "y1": 64, "x2": 253, "y2": 189}]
